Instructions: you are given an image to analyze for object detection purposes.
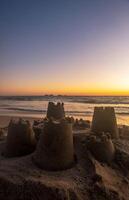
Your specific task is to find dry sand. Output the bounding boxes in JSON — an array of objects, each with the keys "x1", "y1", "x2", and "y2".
[{"x1": 0, "y1": 116, "x2": 129, "y2": 200}]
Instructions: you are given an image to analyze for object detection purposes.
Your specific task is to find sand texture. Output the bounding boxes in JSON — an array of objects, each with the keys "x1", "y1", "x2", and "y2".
[{"x1": 0, "y1": 131, "x2": 129, "y2": 200}]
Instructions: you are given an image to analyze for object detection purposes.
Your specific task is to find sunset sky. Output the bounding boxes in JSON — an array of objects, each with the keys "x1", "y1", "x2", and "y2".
[{"x1": 0, "y1": 0, "x2": 129, "y2": 96}]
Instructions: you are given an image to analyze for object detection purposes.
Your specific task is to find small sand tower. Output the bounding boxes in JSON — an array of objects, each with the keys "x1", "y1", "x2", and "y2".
[
  {"x1": 91, "y1": 107, "x2": 119, "y2": 138},
  {"x1": 47, "y1": 102, "x2": 65, "y2": 120},
  {"x1": 5, "y1": 119, "x2": 36, "y2": 157},
  {"x1": 88, "y1": 133, "x2": 115, "y2": 163},
  {"x1": 33, "y1": 119, "x2": 74, "y2": 170}
]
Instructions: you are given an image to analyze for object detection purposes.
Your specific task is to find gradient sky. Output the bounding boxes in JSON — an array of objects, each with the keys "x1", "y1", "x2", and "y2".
[{"x1": 0, "y1": 0, "x2": 129, "y2": 95}]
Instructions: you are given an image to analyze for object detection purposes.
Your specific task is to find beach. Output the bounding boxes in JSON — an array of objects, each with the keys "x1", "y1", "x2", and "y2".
[
  {"x1": 0, "y1": 115, "x2": 39, "y2": 128},
  {"x1": 1, "y1": 0, "x2": 129, "y2": 199},
  {"x1": 1, "y1": 96, "x2": 129, "y2": 127},
  {"x1": 0, "y1": 100, "x2": 129, "y2": 200},
  {"x1": 0, "y1": 117, "x2": 129, "y2": 200}
]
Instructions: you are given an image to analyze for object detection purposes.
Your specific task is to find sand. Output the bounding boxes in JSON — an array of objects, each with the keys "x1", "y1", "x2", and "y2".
[
  {"x1": 0, "y1": 115, "x2": 40, "y2": 128},
  {"x1": 0, "y1": 116, "x2": 129, "y2": 200}
]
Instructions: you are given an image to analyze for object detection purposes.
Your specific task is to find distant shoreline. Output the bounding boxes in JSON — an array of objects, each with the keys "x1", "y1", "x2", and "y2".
[
  {"x1": 1, "y1": 96, "x2": 129, "y2": 126},
  {"x1": 1, "y1": 95, "x2": 129, "y2": 104}
]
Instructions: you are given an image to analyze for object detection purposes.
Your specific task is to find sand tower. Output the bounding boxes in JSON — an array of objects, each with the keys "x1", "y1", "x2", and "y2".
[
  {"x1": 33, "y1": 119, "x2": 74, "y2": 170},
  {"x1": 88, "y1": 133, "x2": 115, "y2": 163},
  {"x1": 91, "y1": 107, "x2": 119, "y2": 138},
  {"x1": 5, "y1": 119, "x2": 36, "y2": 157},
  {"x1": 47, "y1": 102, "x2": 65, "y2": 120}
]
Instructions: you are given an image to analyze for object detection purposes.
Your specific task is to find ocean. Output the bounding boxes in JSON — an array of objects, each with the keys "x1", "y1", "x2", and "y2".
[{"x1": 0, "y1": 96, "x2": 129, "y2": 125}]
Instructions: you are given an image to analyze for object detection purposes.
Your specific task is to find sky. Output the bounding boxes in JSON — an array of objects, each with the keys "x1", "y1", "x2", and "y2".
[{"x1": 0, "y1": 0, "x2": 129, "y2": 96}]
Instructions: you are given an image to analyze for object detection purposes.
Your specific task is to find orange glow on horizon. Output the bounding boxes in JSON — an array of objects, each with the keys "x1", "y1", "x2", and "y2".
[{"x1": 1, "y1": 84, "x2": 129, "y2": 96}]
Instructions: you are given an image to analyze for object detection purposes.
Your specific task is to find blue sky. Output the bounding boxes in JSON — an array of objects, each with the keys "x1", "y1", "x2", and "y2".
[{"x1": 0, "y1": 0, "x2": 129, "y2": 95}]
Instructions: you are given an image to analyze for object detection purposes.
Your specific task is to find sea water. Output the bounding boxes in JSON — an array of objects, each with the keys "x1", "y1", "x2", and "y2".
[{"x1": 0, "y1": 96, "x2": 129, "y2": 125}]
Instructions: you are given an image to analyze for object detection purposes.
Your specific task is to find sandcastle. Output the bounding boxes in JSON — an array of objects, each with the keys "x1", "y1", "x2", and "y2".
[
  {"x1": 33, "y1": 119, "x2": 44, "y2": 140},
  {"x1": 119, "y1": 125, "x2": 129, "y2": 139},
  {"x1": 47, "y1": 102, "x2": 65, "y2": 120},
  {"x1": 88, "y1": 133, "x2": 115, "y2": 163},
  {"x1": 5, "y1": 119, "x2": 36, "y2": 157},
  {"x1": 73, "y1": 118, "x2": 90, "y2": 129},
  {"x1": 33, "y1": 118, "x2": 74, "y2": 170},
  {"x1": 91, "y1": 107, "x2": 119, "y2": 138},
  {"x1": 33, "y1": 102, "x2": 65, "y2": 140}
]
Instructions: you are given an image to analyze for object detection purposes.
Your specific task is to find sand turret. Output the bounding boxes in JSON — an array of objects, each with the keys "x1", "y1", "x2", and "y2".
[
  {"x1": 73, "y1": 118, "x2": 90, "y2": 129},
  {"x1": 88, "y1": 133, "x2": 115, "y2": 163},
  {"x1": 5, "y1": 119, "x2": 36, "y2": 157},
  {"x1": 33, "y1": 119, "x2": 74, "y2": 170},
  {"x1": 47, "y1": 102, "x2": 65, "y2": 120},
  {"x1": 91, "y1": 107, "x2": 119, "y2": 138},
  {"x1": 119, "y1": 125, "x2": 129, "y2": 139}
]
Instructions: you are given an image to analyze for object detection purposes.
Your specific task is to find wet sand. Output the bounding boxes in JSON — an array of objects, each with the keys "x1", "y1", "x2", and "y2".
[{"x1": 0, "y1": 115, "x2": 40, "y2": 128}]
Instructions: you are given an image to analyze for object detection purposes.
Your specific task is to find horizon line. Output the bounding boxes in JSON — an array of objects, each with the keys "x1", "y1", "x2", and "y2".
[{"x1": 0, "y1": 94, "x2": 129, "y2": 97}]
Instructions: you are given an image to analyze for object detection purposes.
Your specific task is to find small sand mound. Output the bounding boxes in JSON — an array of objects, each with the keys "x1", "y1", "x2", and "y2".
[{"x1": 87, "y1": 133, "x2": 115, "y2": 163}]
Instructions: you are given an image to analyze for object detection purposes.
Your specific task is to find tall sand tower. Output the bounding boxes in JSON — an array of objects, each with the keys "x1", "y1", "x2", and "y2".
[
  {"x1": 33, "y1": 119, "x2": 74, "y2": 170},
  {"x1": 91, "y1": 107, "x2": 119, "y2": 138},
  {"x1": 47, "y1": 102, "x2": 65, "y2": 120}
]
